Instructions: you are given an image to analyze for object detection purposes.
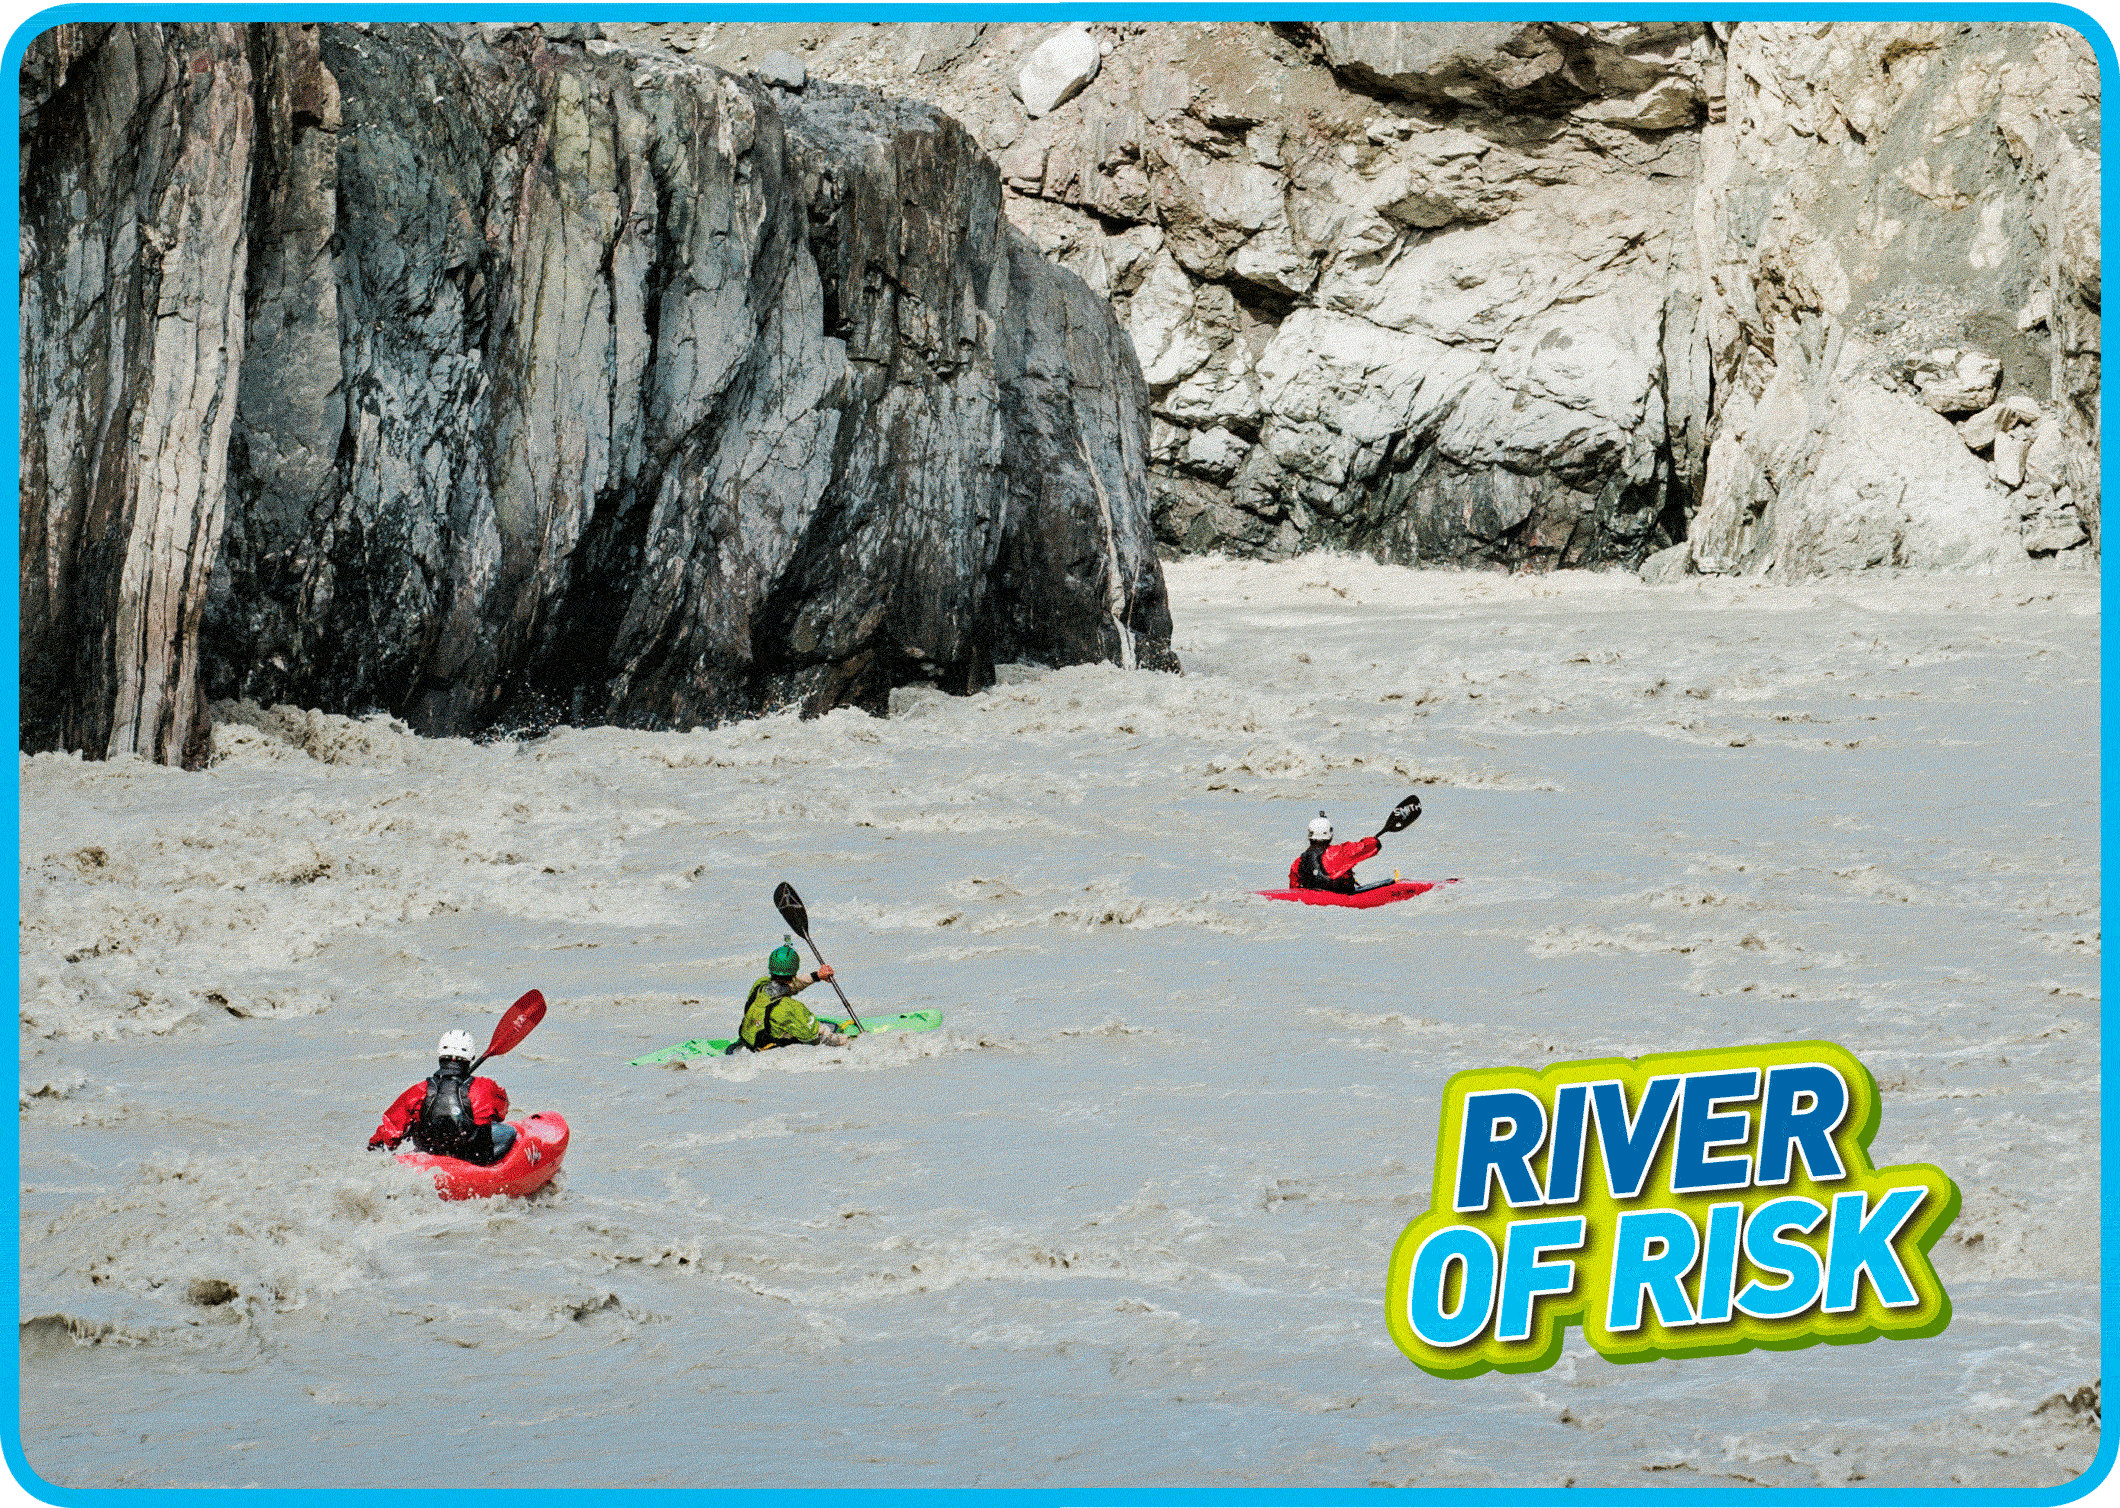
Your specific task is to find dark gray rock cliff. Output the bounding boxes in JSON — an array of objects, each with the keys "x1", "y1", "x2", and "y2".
[{"x1": 19, "y1": 21, "x2": 1175, "y2": 764}]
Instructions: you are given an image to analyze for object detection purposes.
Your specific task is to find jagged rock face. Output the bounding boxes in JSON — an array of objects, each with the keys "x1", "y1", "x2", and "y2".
[
  {"x1": 630, "y1": 20, "x2": 1723, "y2": 570},
  {"x1": 19, "y1": 22, "x2": 1174, "y2": 762},
  {"x1": 20, "y1": 22, "x2": 256, "y2": 766},
  {"x1": 1687, "y1": 22, "x2": 2101, "y2": 575},
  {"x1": 1008, "y1": 20, "x2": 1721, "y2": 571},
  {"x1": 1308, "y1": 21, "x2": 1710, "y2": 123},
  {"x1": 632, "y1": 20, "x2": 1723, "y2": 570},
  {"x1": 618, "y1": 18, "x2": 2098, "y2": 578}
]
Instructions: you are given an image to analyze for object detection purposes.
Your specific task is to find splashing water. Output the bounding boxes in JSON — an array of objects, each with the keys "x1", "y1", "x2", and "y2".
[{"x1": 19, "y1": 558, "x2": 2099, "y2": 1490}]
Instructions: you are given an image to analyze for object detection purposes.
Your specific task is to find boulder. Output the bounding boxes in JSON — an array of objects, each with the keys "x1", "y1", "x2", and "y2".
[
  {"x1": 1957, "y1": 404, "x2": 2003, "y2": 453},
  {"x1": 1909, "y1": 349, "x2": 2003, "y2": 415},
  {"x1": 1575, "y1": 74, "x2": 1702, "y2": 131},
  {"x1": 2024, "y1": 512, "x2": 2088, "y2": 554},
  {"x1": 1017, "y1": 24, "x2": 1100, "y2": 119},
  {"x1": 1182, "y1": 426, "x2": 1251, "y2": 479},
  {"x1": 1692, "y1": 374, "x2": 2020, "y2": 577},
  {"x1": 1993, "y1": 430, "x2": 2030, "y2": 488},
  {"x1": 2001, "y1": 394, "x2": 2046, "y2": 427},
  {"x1": 755, "y1": 49, "x2": 806, "y2": 89},
  {"x1": 1638, "y1": 541, "x2": 1694, "y2": 583},
  {"x1": 2024, "y1": 421, "x2": 2070, "y2": 487}
]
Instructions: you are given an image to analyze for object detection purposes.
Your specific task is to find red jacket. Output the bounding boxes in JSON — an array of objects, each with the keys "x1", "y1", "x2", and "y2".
[
  {"x1": 369, "y1": 1075, "x2": 510, "y2": 1149},
  {"x1": 1289, "y1": 835, "x2": 1379, "y2": 888}
]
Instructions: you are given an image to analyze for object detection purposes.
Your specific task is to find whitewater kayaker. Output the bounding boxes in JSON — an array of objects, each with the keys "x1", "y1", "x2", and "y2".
[
  {"x1": 737, "y1": 938, "x2": 850, "y2": 1051},
  {"x1": 1290, "y1": 801, "x2": 1418, "y2": 894},
  {"x1": 367, "y1": 1030, "x2": 518, "y2": 1165}
]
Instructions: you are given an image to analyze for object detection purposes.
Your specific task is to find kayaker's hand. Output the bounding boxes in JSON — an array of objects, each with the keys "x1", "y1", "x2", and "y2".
[{"x1": 816, "y1": 964, "x2": 835, "y2": 982}]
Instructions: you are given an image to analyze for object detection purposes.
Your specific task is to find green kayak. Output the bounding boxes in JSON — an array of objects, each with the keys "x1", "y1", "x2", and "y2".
[{"x1": 628, "y1": 1010, "x2": 945, "y2": 1066}]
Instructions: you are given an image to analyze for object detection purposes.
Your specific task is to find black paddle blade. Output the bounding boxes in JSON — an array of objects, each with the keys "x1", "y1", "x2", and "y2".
[
  {"x1": 1378, "y1": 793, "x2": 1423, "y2": 835},
  {"x1": 775, "y1": 882, "x2": 861, "y2": 1033},
  {"x1": 772, "y1": 881, "x2": 811, "y2": 941}
]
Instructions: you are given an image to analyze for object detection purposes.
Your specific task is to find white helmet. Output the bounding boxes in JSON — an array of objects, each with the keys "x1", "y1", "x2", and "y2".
[
  {"x1": 1307, "y1": 812, "x2": 1333, "y2": 842},
  {"x1": 437, "y1": 1029, "x2": 476, "y2": 1060}
]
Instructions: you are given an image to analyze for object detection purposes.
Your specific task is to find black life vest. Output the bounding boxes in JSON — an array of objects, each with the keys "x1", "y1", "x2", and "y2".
[
  {"x1": 1295, "y1": 843, "x2": 1360, "y2": 894},
  {"x1": 416, "y1": 1065, "x2": 479, "y2": 1156}
]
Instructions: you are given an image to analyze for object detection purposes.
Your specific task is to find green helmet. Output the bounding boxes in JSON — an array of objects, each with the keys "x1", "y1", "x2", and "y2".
[{"x1": 769, "y1": 937, "x2": 801, "y2": 978}]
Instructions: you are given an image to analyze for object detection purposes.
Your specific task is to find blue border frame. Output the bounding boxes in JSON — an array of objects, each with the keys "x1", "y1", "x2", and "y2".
[{"x1": 7, "y1": 4, "x2": 2111, "y2": 1504}]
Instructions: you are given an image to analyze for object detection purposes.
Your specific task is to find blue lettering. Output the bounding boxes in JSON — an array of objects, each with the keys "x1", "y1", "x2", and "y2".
[
  {"x1": 1823, "y1": 1186, "x2": 1925, "y2": 1312},
  {"x1": 1454, "y1": 1089, "x2": 1548, "y2": 1213},
  {"x1": 1735, "y1": 1196, "x2": 1826, "y2": 1319},
  {"x1": 1757, "y1": 1064, "x2": 1848, "y2": 1185},
  {"x1": 1590, "y1": 1076, "x2": 1681, "y2": 1199},
  {"x1": 1606, "y1": 1208, "x2": 1700, "y2": 1333},
  {"x1": 1407, "y1": 1226, "x2": 1498, "y2": 1348},
  {"x1": 1544, "y1": 1082, "x2": 1589, "y2": 1205},
  {"x1": 1695, "y1": 1201, "x2": 1745, "y2": 1324},
  {"x1": 1497, "y1": 1216, "x2": 1586, "y2": 1342},
  {"x1": 1671, "y1": 1069, "x2": 1758, "y2": 1193}
]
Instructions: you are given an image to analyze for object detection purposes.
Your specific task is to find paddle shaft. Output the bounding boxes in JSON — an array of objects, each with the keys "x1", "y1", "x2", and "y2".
[
  {"x1": 801, "y1": 940, "x2": 865, "y2": 1035},
  {"x1": 774, "y1": 881, "x2": 865, "y2": 1035}
]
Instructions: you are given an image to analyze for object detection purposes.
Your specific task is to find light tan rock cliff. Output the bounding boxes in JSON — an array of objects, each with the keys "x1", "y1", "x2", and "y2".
[{"x1": 614, "y1": 18, "x2": 2099, "y2": 577}]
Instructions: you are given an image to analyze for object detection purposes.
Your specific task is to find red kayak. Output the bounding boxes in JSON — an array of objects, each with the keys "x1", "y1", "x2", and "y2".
[
  {"x1": 398, "y1": 1112, "x2": 570, "y2": 1200},
  {"x1": 1258, "y1": 879, "x2": 1458, "y2": 909}
]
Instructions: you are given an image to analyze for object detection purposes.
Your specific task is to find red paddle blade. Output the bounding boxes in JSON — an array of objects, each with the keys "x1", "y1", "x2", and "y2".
[{"x1": 482, "y1": 989, "x2": 547, "y2": 1060}]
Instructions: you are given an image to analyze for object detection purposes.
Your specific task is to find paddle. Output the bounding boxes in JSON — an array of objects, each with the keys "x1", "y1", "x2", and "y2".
[
  {"x1": 1376, "y1": 793, "x2": 1422, "y2": 837},
  {"x1": 772, "y1": 881, "x2": 866, "y2": 1036},
  {"x1": 469, "y1": 989, "x2": 547, "y2": 1074}
]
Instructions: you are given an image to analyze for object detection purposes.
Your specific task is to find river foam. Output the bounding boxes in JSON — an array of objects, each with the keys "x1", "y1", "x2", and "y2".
[{"x1": 18, "y1": 558, "x2": 2100, "y2": 1490}]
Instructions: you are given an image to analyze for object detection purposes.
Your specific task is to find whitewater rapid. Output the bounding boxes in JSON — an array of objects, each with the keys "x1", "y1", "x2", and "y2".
[{"x1": 18, "y1": 556, "x2": 2101, "y2": 1490}]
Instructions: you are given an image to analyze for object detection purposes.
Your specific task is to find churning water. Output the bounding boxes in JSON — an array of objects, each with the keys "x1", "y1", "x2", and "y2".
[{"x1": 18, "y1": 557, "x2": 2100, "y2": 1490}]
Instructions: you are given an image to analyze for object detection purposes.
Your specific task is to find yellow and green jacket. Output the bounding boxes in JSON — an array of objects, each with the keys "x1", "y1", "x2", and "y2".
[{"x1": 739, "y1": 975, "x2": 827, "y2": 1049}]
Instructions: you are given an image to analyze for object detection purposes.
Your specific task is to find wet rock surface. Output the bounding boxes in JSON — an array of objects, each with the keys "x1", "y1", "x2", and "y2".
[
  {"x1": 1685, "y1": 22, "x2": 2101, "y2": 576},
  {"x1": 20, "y1": 22, "x2": 256, "y2": 767},
  {"x1": 609, "y1": 19, "x2": 2098, "y2": 577},
  {"x1": 20, "y1": 21, "x2": 1175, "y2": 761}
]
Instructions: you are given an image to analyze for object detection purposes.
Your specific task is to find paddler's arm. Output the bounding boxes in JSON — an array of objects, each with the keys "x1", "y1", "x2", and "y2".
[
  {"x1": 785, "y1": 964, "x2": 835, "y2": 991},
  {"x1": 1322, "y1": 836, "x2": 1381, "y2": 877},
  {"x1": 367, "y1": 1082, "x2": 424, "y2": 1149},
  {"x1": 795, "y1": 966, "x2": 851, "y2": 1044},
  {"x1": 470, "y1": 1078, "x2": 510, "y2": 1124},
  {"x1": 770, "y1": 994, "x2": 849, "y2": 1047}
]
